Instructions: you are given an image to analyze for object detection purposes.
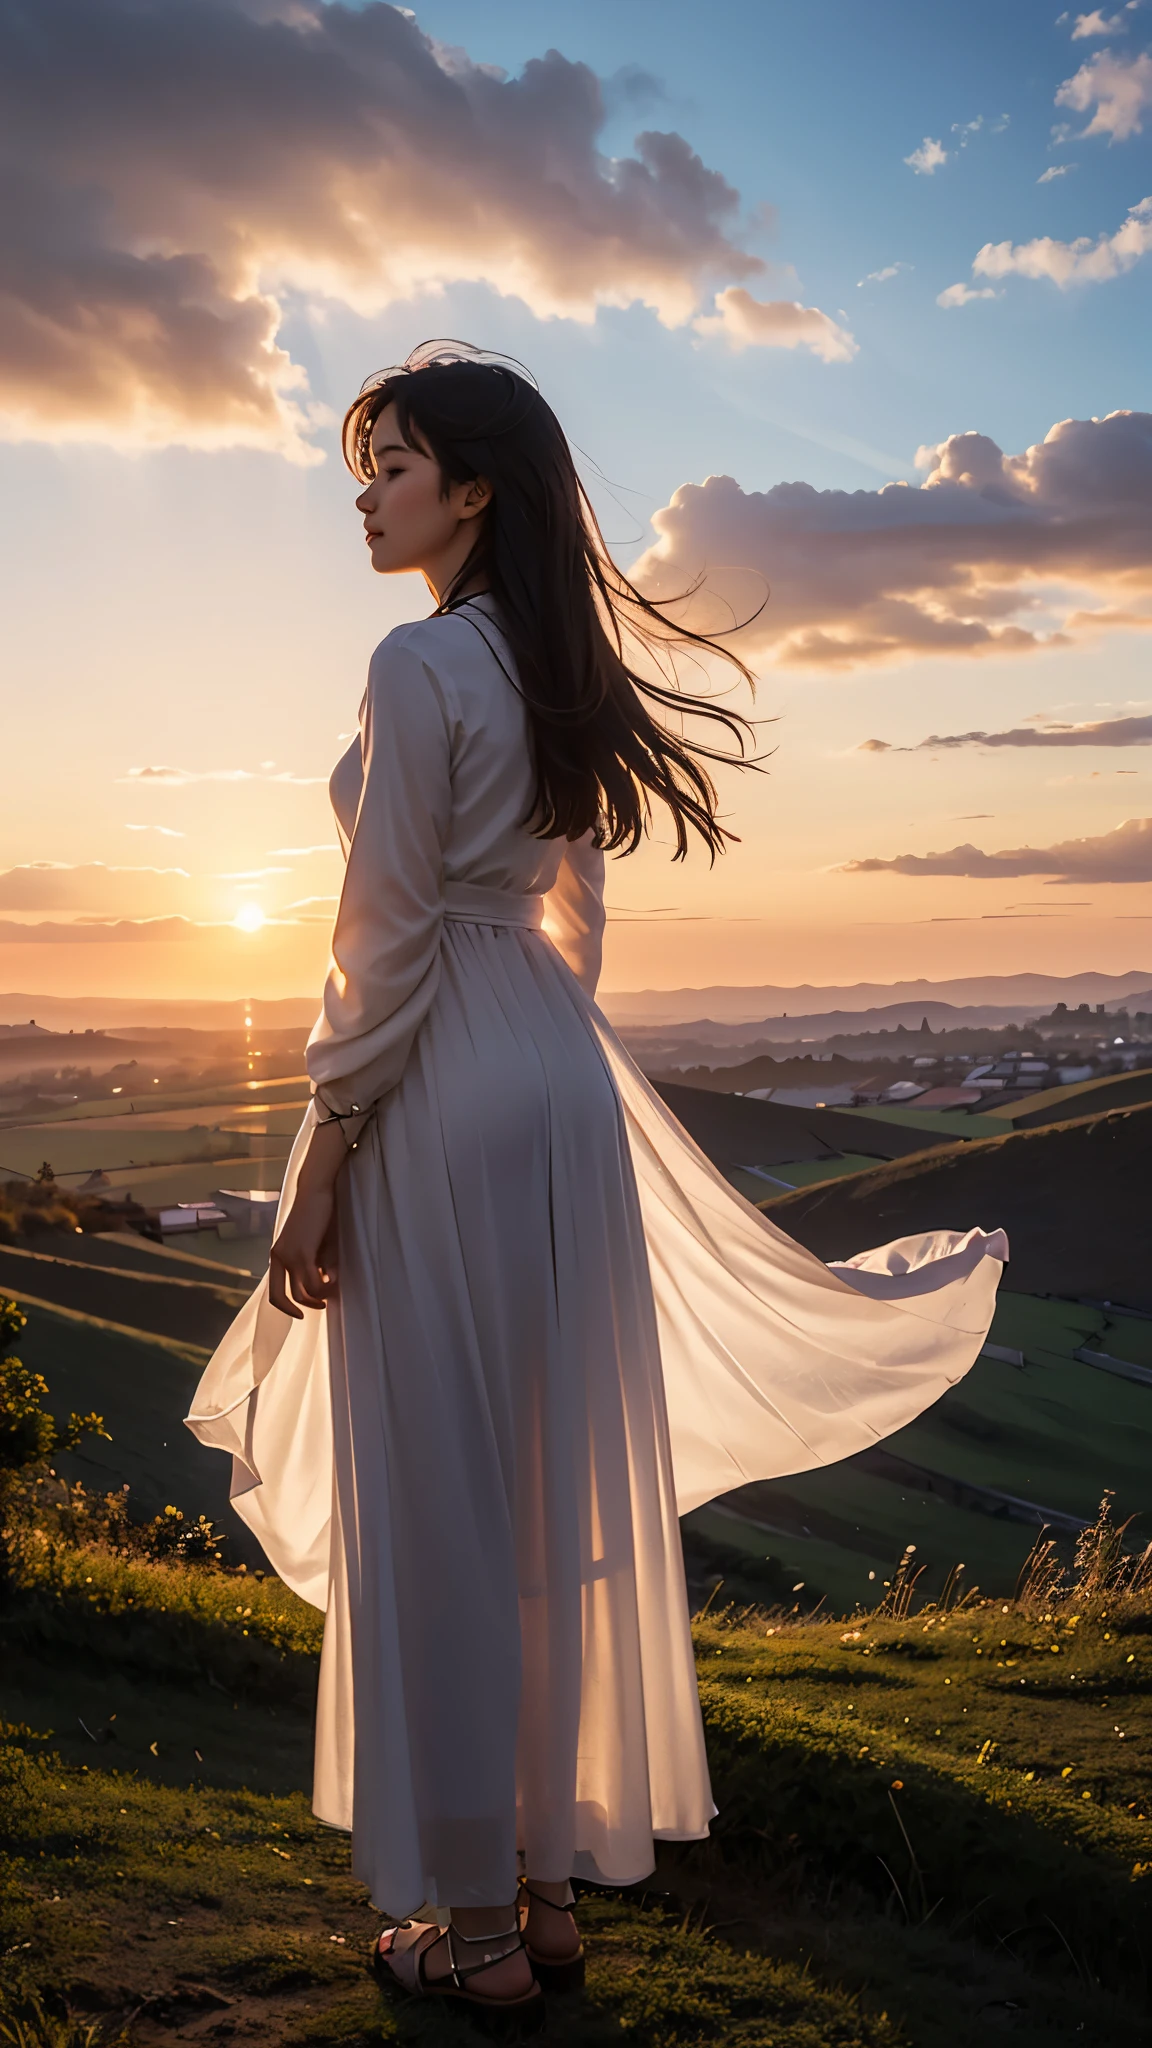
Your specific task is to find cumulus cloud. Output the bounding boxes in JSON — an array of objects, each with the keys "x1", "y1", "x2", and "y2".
[
  {"x1": 905, "y1": 137, "x2": 948, "y2": 174},
  {"x1": 1038, "y1": 162, "x2": 1077, "y2": 180},
  {"x1": 693, "y1": 289, "x2": 857, "y2": 362},
  {"x1": 0, "y1": 0, "x2": 764, "y2": 459},
  {"x1": 631, "y1": 408, "x2": 1152, "y2": 671},
  {"x1": 873, "y1": 711, "x2": 1152, "y2": 751},
  {"x1": 842, "y1": 815, "x2": 1152, "y2": 883},
  {"x1": 1055, "y1": 47, "x2": 1152, "y2": 137},
  {"x1": 1071, "y1": 9, "x2": 1131, "y2": 36},
  {"x1": 937, "y1": 281, "x2": 999, "y2": 306},
  {"x1": 0, "y1": 862, "x2": 192, "y2": 915},
  {"x1": 968, "y1": 194, "x2": 1152, "y2": 286},
  {"x1": 124, "y1": 822, "x2": 185, "y2": 837}
]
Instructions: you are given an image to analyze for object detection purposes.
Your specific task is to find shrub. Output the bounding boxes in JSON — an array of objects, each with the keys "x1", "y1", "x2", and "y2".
[{"x1": 0, "y1": 1299, "x2": 108, "y2": 1478}]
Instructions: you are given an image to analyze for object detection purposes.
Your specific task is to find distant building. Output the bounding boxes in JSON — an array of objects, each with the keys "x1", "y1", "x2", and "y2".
[{"x1": 159, "y1": 1202, "x2": 230, "y2": 1234}]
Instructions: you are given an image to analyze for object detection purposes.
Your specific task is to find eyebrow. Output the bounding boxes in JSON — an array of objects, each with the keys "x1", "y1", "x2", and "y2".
[{"x1": 373, "y1": 441, "x2": 412, "y2": 458}]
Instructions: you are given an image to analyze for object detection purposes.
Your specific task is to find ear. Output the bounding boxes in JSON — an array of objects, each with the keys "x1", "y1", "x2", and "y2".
[{"x1": 459, "y1": 473, "x2": 493, "y2": 522}]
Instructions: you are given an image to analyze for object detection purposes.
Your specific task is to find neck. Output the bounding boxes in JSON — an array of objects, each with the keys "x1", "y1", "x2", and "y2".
[{"x1": 421, "y1": 531, "x2": 488, "y2": 607}]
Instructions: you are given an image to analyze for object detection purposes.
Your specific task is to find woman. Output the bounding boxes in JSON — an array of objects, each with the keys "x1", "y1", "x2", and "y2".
[{"x1": 187, "y1": 341, "x2": 1005, "y2": 2033}]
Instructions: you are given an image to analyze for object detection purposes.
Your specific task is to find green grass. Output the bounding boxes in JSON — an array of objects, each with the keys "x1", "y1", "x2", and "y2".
[{"x1": 2, "y1": 1518, "x2": 1151, "y2": 2047}]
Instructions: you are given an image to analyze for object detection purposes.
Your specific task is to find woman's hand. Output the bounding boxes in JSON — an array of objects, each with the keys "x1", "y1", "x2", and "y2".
[{"x1": 269, "y1": 1119, "x2": 351, "y2": 1319}]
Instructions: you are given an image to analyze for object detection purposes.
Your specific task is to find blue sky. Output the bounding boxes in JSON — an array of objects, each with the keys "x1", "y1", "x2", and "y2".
[{"x1": 1, "y1": 0, "x2": 1150, "y2": 999}]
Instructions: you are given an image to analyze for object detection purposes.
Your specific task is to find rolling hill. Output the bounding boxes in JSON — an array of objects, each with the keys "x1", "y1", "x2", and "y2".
[
  {"x1": 653, "y1": 1081, "x2": 956, "y2": 1170},
  {"x1": 758, "y1": 1099, "x2": 1152, "y2": 1311}
]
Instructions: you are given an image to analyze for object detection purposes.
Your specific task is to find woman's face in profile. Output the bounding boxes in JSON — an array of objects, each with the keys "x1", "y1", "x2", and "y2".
[{"x1": 356, "y1": 403, "x2": 487, "y2": 579}]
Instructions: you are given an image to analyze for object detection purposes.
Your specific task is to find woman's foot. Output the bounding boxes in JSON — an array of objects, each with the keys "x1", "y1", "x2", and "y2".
[
  {"x1": 521, "y1": 1879, "x2": 581, "y2": 1961},
  {"x1": 375, "y1": 1914, "x2": 536, "y2": 2004},
  {"x1": 519, "y1": 1879, "x2": 584, "y2": 1988}
]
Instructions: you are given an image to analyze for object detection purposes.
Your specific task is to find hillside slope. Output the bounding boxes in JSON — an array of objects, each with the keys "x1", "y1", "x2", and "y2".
[
  {"x1": 653, "y1": 1081, "x2": 953, "y2": 1168},
  {"x1": 760, "y1": 1100, "x2": 1152, "y2": 1309}
]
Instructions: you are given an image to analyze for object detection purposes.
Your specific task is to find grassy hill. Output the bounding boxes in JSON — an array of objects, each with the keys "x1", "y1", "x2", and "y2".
[
  {"x1": 758, "y1": 1099, "x2": 1152, "y2": 1311},
  {"x1": 1, "y1": 1501, "x2": 1148, "y2": 2048},
  {"x1": 652, "y1": 1083, "x2": 958, "y2": 1200},
  {"x1": 0, "y1": 1242, "x2": 248, "y2": 1350},
  {"x1": 990, "y1": 1063, "x2": 1152, "y2": 1130}
]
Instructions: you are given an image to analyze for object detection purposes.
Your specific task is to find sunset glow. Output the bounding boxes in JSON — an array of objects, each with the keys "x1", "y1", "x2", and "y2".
[{"x1": 1, "y1": 0, "x2": 1149, "y2": 1005}]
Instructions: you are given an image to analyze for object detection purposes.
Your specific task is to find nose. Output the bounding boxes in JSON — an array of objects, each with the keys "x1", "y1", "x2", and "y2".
[{"x1": 355, "y1": 484, "x2": 374, "y2": 514}]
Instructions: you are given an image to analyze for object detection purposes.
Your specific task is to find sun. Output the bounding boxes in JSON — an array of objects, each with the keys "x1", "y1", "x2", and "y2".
[{"x1": 233, "y1": 901, "x2": 266, "y2": 934}]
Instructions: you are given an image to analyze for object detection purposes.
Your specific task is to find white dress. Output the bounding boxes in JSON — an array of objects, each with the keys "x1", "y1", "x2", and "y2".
[{"x1": 186, "y1": 601, "x2": 1006, "y2": 1915}]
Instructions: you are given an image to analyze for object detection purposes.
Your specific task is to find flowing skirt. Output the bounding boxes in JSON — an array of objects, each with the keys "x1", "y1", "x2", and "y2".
[{"x1": 186, "y1": 922, "x2": 1005, "y2": 1914}]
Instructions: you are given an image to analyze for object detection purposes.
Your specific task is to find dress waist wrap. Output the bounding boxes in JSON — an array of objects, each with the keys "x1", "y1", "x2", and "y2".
[{"x1": 442, "y1": 880, "x2": 544, "y2": 930}]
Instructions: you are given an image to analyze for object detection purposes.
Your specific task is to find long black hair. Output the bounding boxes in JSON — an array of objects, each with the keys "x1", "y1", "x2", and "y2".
[{"x1": 343, "y1": 341, "x2": 757, "y2": 861}]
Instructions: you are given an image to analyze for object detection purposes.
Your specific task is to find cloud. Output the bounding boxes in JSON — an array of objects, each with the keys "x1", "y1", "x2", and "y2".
[
  {"x1": 122, "y1": 764, "x2": 327, "y2": 785},
  {"x1": 1038, "y1": 163, "x2": 1077, "y2": 180},
  {"x1": 959, "y1": 194, "x2": 1152, "y2": 289},
  {"x1": 124, "y1": 822, "x2": 186, "y2": 837},
  {"x1": 214, "y1": 867, "x2": 292, "y2": 880},
  {"x1": 1055, "y1": 48, "x2": 1152, "y2": 137},
  {"x1": 268, "y1": 844, "x2": 340, "y2": 857},
  {"x1": 1071, "y1": 8, "x2": 1130, "y2": 35},
  {"x1": 937, "y1": 281, "x2": 999, "y2": 306},
  {"x1": 631, "y1": 408, "x2": 1152, "y2": 671},
  {"x1": 0, "y1": 916, "x2": 195, "y2": 943},
  {"x1": 842, "y1": 815, "x2": 1152, "y2": 883},
  {"x1": 693, "y1": 289, "x2": 857, "y2": 363},
  {"x1": 857, "y1": 262, "x2": 912, "y2": 286},
  {"x1": 905, "y1": 137, "x2": 948, "y2": 174},
  {"x1": 283, "y1": 895, "x2": 340, "y2": 921},
  {"x1": 0, "y1": 861, "x2": 191, "y2": 914},
  {"x1": 0, "y1": 0, "x2": 763, "y2": 460},
  {"x1": 878, "y1": 712, "x2": 1152, "y2": 751}
]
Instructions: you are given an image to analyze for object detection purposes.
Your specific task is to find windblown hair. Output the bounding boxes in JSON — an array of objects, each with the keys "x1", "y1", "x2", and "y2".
[{"x1": 343, "y1": 342, "x2": 757, "y2": 859}]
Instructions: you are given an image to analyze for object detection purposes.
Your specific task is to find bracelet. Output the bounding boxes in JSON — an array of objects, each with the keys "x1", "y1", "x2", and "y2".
[{"x1": 314, "y1": 1101, "x2": 362, "y2": 1125}]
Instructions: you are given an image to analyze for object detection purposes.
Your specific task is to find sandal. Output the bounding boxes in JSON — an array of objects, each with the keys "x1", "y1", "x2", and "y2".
[
  {"x1": 370, "y1": 1915, "x2": 545, "y2": 2037},
  {"x1": 518, "y1": 1881, "x2": 585, "y2": 1993}
]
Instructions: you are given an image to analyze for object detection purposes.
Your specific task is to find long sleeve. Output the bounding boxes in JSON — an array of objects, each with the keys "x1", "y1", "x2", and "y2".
[
  {"x1": 541, "y1": 829, "x2": 605, "y2": 998},
  {"x1": 306, "y1": 631, "x2": 454, "y2": 1139}
]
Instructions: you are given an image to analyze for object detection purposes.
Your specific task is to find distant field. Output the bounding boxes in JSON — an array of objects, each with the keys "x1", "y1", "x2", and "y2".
[
  {"x1": 3, "y1": 1076, "x2": 311, "y2": 1126},
  {"x1": 0, "y1": 1123, "x2": 254, "y2": 1178},
  {"x1": 826, "y1": 1102, "x2": 1007, "y2": 1139}
]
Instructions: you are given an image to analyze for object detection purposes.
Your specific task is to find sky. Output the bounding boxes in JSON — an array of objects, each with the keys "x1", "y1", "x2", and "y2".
[{"x1": 2, "y1": 0, "x2": 1151, "y2": 1002}]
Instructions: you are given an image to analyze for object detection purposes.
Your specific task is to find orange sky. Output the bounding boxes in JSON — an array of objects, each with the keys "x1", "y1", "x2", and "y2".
[{"x1": 3, "y1": 2, "x2": 1151, "y2": 1005}]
